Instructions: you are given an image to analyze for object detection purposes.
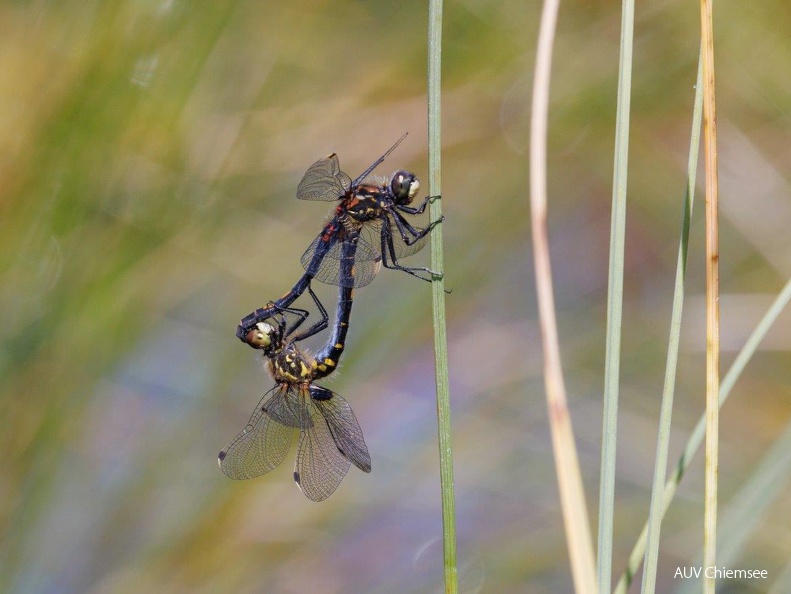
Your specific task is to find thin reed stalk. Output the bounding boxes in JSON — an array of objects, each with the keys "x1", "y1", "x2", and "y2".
[
  {"x1": 427, "y1": 1, "x2": 457, "y2": 592},
  {"x1": 639, "y1": 52, "x2": 704, "y2": 594},
  {"x1": 675, "y1": 418, "x2": 791, "y2": 593},
  {"x1": 613, "y1": 276, "x2": 791, "y2": 593},
  {"x1": 597, "y1": 0, "x2": 635, "y2": 590},
  {"x1": 530, "y1": 0, "x2": 597, "y2": 592},
  {"x1": 700, "y1": 0, "x2": 720, "y2": 591}
]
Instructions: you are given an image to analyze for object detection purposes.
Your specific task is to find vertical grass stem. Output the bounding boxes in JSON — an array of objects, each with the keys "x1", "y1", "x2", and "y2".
[
  {"x1": 700, "y1": 1, "x2": 720, "y2": 591},
  {"x1": 530, "y1": 0, "x2": 597, "y2": 591},
  {"x1": 427, "y1": 1, "x2": 457, "y2": 592}
]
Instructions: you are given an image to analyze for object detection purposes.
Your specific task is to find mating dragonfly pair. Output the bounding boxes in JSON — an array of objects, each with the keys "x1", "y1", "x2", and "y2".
[{"x1": 219, "y1": 134, "x2": 442, "y2": 501}]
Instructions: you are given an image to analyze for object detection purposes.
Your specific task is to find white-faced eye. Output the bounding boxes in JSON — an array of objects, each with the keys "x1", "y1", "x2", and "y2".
[
  {"x1": 247, "y1": 322, "x2": 275, "y2": 349},
  {"x1": 408, "y1": 178, "x2": 420, "y2": 199},
  {"x1": 390, "y1": 170, "x2": 418, "y2": 203}
]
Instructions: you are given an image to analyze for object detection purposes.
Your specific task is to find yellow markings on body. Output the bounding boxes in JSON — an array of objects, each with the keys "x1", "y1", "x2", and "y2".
[
  {"x1": 334, "y1": 342, "x2": 343, "y2": 349},
  {"x1": 281, "y1": 370, "x2": 299, "y2": 382},
  {"x1": 274, "y1": 352, "x2": 313, "y2": 382},
  {"x1": 323, "y1": 358, "x2": 336, "y2": 368}
]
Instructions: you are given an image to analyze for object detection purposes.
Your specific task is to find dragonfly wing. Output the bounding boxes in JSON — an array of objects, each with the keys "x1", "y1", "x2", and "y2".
[
  {"x1": 297, "y1": 154, "x2": 352, "y2": 201},
  {"x1": 218, "y1": 386, "x2": 295, "y2": 480},
  {"x1": 265, "y1": 381, "x2": 313, "y2": 429},
  {"x1": 310, "y1": 385, "x2": 371, "y2": 473},
  {"x1": 293, "y1": 387, "x2": 352, "y2": 501},
  {"x1": 345, "y1": 234, "x2": 380, "y2": 288},
  {"x1": 301, "y1": 235, "x2": 345, "y2": 287},
  {"x1": 300, "y1": 231, "x2": 380, "y2": 288},
  {"x1": 390, "y1": 216, "x2": 431, "y2": 259},
  {"x1": 359, "y1": 215, "x2": 431, "y2": 261}
]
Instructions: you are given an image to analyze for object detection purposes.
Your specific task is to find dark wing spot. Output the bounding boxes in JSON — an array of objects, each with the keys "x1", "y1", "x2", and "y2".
[
  {"x1": 293, "y1": 471, "x2": 301, "y2": 484},
  {"x1": 218, "y1": 450, "x2": 227, "y2": 461}
]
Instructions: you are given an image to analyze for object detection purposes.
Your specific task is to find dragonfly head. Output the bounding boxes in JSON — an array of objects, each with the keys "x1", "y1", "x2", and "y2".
[
  {"x1": 390, "y1": 170, "x2": 420, "y2": 205},
  {"x1": 244, "y1": 321, "x2": 281, "y2": 353}
]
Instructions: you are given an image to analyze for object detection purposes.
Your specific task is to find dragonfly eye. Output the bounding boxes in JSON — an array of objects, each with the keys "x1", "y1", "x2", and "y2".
[
  {"x1": 390, "y1": 170, "x2": 419, "y2": 204},
  {"x1": 246, "y1": 322, "x2": 277, "y2": 350}
]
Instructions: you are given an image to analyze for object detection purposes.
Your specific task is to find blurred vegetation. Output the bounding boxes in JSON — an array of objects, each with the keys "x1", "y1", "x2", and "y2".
[{"x1": 2, "y1": 0, "x2": 791, "y2": 592}]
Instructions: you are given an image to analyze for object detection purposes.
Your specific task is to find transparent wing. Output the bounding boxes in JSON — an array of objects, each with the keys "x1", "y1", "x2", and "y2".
[
  {"x1": 293, "y1": 387, "x2": 352, "y2": 502},
  {"x1": 300, "y1": 232, "x2": 381, "y2": 288},
  {"x1": 264, "y1": 380, "x2": 313, "y2": 429},
  {"x1": 218, "y1": 386, "x2": 296, "y2": 480},
  {"x1": 296, "y1": 153, "x2": 352, "y2": 201},
  {"x1": 392, "y1": 225, "x2": 430, "y2": 259},
  {"x1": 358, "y1": 214, "x2": 431, "y2": 262},
  {"x1": 310, "y1": 385, "x2": 371, "y2": 473}
]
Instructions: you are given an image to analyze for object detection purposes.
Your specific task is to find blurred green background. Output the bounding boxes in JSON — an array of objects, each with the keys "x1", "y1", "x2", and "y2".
[{"x1": 3, "y1": 1, "x2": 791, "y2": 592}]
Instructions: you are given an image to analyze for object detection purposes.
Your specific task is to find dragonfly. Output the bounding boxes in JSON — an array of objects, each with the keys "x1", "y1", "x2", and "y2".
[
  {"x1": 236, "y1": 133, "x2": 442, "y2": 346},
  {"x1": 220, "y1": 238, "x2": 370, "y2": 501}
]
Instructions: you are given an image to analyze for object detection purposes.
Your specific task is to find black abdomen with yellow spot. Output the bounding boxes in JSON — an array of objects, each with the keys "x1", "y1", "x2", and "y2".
[{"x1": 311, "y1": 233, "x2": 357, "y2": 381}]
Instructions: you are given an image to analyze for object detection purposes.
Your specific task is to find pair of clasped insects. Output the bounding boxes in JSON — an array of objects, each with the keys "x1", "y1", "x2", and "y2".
[{"x1": 219, "y1": 134, "x2": 442, "y2": 501}]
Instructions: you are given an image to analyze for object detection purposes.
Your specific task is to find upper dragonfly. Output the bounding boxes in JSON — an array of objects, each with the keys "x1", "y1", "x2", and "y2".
[{"x1": 236, "y1": 133, "x2": 442, "y2": 346}]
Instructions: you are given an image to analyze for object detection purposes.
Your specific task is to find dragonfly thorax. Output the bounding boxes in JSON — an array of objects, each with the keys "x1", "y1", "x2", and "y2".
[
  {"x1": 269, "y1": 343, "x2": 314, "y2": 384},
  {"x1": 342, "y1": 186, "x2": 385, "y2": 224}
]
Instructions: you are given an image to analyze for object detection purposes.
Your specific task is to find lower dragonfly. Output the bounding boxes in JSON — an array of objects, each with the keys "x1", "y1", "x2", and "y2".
[
  {"x1": 219, "y1": 238, "x2": 370, "y2": 501},
  {"x1": 236, "y1": 133, "x2": 442, "y2": 346}
]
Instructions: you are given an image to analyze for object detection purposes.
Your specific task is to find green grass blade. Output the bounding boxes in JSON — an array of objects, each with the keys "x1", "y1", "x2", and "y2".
[
  {"x1": 598, "y1": 0, "x2": 635, "y2": 590},
  {"x1": 675, "y1": 418, "x2": 791, "y2": 593},
  {"x1": 639, "y1": 53, "x2": 704, "y2": 594},
  {"x1": 427, "y1": 1, "x2": 457, "y2": 592},
  {"x1": 614, "y1": 274, "x2": 791, "y2": 592}
]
